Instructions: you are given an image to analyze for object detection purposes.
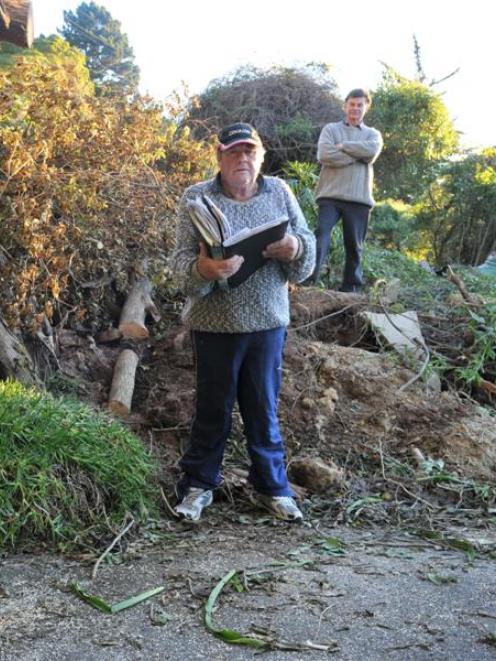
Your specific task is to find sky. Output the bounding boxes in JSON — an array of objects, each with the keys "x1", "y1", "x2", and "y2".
[{"x1": 33, "y1": 0, "x2": 492, "y2": 149}]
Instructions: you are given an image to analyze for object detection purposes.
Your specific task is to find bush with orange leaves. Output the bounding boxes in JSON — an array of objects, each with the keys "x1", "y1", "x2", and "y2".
[{"x1": 0, "y1": 39, "x2": 215, "y2": 335}]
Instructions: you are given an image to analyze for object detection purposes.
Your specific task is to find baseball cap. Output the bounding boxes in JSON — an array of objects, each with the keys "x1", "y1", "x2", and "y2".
[{"x1": 217, "y1": 123, "x2": 263, "y2": 151}]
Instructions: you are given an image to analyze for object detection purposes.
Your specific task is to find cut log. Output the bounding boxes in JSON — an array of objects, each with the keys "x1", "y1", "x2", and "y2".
[
  {"x1": 0, "y1": 0, "x2": 33, "y2": 48},
  {"x1": 118, "y1": 276, "x2": 160, "y2": 340},
  {"x1": 108, "y1": 348, "x2": 139, "y2": 417},
  {"x1": 0, "y1": 316, "x2": 38, "y2": 384}
]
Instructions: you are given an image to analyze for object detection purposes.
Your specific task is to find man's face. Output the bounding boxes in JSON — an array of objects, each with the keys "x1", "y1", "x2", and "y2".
[
  {"x1": 218, "y1": 143, "x2": 265, "y2": 190},
  {"x1": 343, "y1": 96, "x2": 369, "y2": 126}
]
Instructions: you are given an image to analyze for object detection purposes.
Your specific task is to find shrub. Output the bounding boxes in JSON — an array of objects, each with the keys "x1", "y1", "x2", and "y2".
[
  {"x1": 186, "y1": 64, "x2": 341, "y2": 173},
  {"x1": 369, "y1": 199, "x2": 419, "y2": 253},
  {"x1": 0, "y1": 38, "x2": 215, "y2": 336},
  {"x1": 283, "y1": 160, "x2": 319, "y2": 229}
]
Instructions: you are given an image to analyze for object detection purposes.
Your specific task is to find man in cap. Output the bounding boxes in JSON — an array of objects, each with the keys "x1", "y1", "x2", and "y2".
[
  {"x1": 172, "y1": 122, "x2": 315, "y2": 522},
  {"x1": 310, "y1": 89, "x2": 383, "y2": 291}
]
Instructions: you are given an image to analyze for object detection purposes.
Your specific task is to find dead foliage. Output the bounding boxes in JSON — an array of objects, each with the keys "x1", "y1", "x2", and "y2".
[
  {"x1": 186, "y1": 64, "x2": 342, "y2": 172},
  {"x1": 0, "y1": 40, "x2": 214, "y2": 337}
]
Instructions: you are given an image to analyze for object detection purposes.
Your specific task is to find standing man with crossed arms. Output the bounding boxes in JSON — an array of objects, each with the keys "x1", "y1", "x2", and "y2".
[{"x1": 310, "y1": 89, "x2": 383, "y2": 291}]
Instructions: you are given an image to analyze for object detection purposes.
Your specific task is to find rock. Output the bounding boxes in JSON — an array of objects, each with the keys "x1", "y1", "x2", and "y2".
[
  {"x1": 318, "y1": 386, "x2": 339, "y2": 412},
  {"x1": 289, "y1": 456, "x2": 345, "y2": 494}
]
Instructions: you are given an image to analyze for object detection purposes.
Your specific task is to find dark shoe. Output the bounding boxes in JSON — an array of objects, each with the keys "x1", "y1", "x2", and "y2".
[{"x1": 175, "y1": 487, "x2": 213, "y2": 521}]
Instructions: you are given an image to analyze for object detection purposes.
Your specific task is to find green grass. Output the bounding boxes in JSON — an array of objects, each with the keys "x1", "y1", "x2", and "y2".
[{"x1": 0, "y1": 380, "x2": 159, "y2": 551}]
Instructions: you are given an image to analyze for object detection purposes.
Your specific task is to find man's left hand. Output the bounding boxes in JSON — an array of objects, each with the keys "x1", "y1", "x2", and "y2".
[{"x1": 263, "y1": 235, "x2": 299, "y2": 263}]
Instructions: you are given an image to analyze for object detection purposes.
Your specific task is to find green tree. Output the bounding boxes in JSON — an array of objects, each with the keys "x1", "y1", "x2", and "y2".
[
  {"x1": 186, "y1": 63, "x2": 342, "y2": 173},
  {"x1": 368, "y1": 199, "x2": 420, "y2": 253},
  {"x1": 416, "y1": 148, "x2": 496, "y2": 265},
  {"x1": 59, "y1": 1, "x2": 140, "y2": 96},
  {"x1": 368, "y1": 70, "x2": 459, "y2": 201}
]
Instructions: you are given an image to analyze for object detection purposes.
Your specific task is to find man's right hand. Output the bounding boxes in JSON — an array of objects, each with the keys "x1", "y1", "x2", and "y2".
[{"x1": 196, "y1": 242, "x2": 244, "y2": 281}]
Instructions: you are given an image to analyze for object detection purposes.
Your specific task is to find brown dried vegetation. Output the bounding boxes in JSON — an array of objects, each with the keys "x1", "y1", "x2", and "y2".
[{"x1": 0, "y1": 40, "x2": 214, "y2": 336}]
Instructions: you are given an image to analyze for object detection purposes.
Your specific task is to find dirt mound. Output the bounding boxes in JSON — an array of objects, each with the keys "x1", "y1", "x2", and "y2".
[
  {"x1": 281, "y1": 338, "x2": 495, "y2": 481},
  {"x1": 55, "y1": 288, "x2": 495, "y2": 491}
]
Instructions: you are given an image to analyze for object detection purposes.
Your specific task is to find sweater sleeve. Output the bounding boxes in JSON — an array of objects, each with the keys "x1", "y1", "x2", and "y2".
[
  {"x1": 340, "y1": 128, "x2": 383, "y2": 163},
  {"x1": 171, "y1": 190, "x2": 214, "y2": 297},
  {"x1": 317, "y1": 124, "x2": 356, "y2": 167},
  {"x1": 279, "y1": 182, "x2": 316, "y2": 283}
]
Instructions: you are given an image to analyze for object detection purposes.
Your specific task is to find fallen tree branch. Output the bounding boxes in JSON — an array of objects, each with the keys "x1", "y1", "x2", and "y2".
[
  {"x1": 445, "y1": 265, "x2": 484, "y2": 307},
  {"x1": 92, "y1": 516, "x2": 135, "y2": 581}
]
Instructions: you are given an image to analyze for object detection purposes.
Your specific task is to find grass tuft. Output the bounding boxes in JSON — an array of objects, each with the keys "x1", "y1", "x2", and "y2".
[{"x1": 0, "y1": 380, "x2": 159, "y2": 551}]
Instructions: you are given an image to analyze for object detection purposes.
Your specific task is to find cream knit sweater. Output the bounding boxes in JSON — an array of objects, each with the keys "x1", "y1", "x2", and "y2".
[{"x1": 315, "y1": 120, "x2": 383, "y2": 207}]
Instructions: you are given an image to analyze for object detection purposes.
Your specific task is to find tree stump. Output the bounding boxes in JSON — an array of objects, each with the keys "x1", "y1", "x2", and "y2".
[
  {"x1": 108, "y1": 348, "x2": 139, "y2": 417},
  {"x1": 0, "y1": 316, "x2": 38, "y2": 384},
  {"x1": 0, "y1": 0, "x2": 33, "y2": 48}
]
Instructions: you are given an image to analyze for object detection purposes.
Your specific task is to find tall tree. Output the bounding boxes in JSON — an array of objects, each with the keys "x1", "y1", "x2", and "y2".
[
  {"x1": 416, "y1": 148, "x2": 496, "y2": 265},
  {"x1": 368, "y1": 69, "x2": 459, "y2": 201},
  {"x1": 59, "y1": 1, "x2": 139, "y2": 96}
]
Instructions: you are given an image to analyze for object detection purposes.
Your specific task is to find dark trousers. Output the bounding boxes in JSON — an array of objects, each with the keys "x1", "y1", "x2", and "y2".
[
  {"x1": 178, "y1": 327, "x2": 292, "y2": 497},
  {"x1": 312, "y1": 198, "x2": 371, "y2": 289}
]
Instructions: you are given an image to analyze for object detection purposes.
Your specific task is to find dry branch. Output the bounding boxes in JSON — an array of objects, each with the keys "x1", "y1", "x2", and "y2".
[
  {"x1": 108, "y1": 348, "x2": 139, "y2": 417},
  {"x1": 446, "y1": 265, "x2": 484, "y2": 307}
]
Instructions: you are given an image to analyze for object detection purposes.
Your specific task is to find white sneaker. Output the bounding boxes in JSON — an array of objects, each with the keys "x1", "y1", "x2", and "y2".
[
  {"x1": 255, "y1": 494, "x2": 304, "y2": 522},
  {"x1": 175, "y1": 487, "x2": 213, "y2": 521}
]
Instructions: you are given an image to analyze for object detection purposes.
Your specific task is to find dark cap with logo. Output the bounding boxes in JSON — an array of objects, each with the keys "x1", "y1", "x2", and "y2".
[{"x1": 217, "y1": 123, "x2": 263, "y2": 151}]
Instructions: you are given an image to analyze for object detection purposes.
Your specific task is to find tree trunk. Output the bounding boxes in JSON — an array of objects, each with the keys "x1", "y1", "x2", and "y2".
[
  {"x1": 0, "y1": 316, "x2": 38, "y2": 384},
  {"x1": 118, "y1": 276, "x2": 160, "y2": 340},
  {"x1": 0, "y1": 0, "x2": 33, "y2": 48},
  {"x1": 108, "y1": 349, "x2": 139, "y2": 417}
]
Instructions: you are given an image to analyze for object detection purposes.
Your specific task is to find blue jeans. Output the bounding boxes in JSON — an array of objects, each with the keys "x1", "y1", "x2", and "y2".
[
  {"x1": 313, "y1": 198, "x2": 371, "y2": 288},
  {"x1": 178, "y1": 327, "x2": 292, "y2": 497}
]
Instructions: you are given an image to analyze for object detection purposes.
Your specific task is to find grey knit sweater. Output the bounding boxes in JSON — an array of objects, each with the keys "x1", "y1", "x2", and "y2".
[
  {"x1": 315, "y1": 120, "x2": 383, "y2": 207},
  {"x1": 172, "y1": 175, "x2": 315, "y2": 333}
]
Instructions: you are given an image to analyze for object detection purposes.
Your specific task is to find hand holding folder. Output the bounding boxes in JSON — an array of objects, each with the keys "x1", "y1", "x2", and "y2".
[{"x1": 187, "y1": 195, "x2": 289, "y2": 289}]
